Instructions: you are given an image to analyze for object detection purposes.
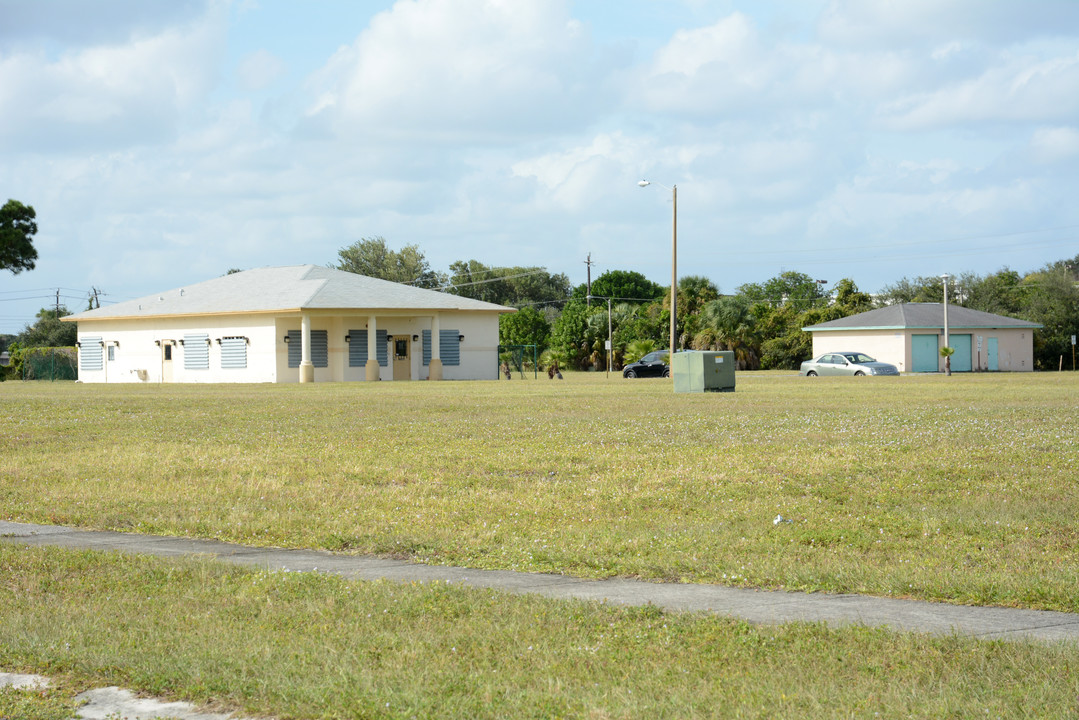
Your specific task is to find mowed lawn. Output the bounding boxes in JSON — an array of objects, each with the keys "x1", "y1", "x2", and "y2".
[
  {"x1": 3, "y1": 545, "x2": 1078, "y2": 720},
  {"x1": 3, "y1": 371, "x2": 1078, "y2": 612}
]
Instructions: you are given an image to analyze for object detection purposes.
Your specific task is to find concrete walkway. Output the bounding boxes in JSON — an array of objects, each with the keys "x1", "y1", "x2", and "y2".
[{"x1": 3, "y1": 520, "x2": 1078, "y2": 644}]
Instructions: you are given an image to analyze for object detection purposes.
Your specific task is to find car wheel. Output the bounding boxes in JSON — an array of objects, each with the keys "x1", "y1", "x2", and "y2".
[
  {"x1": 806, "y1": 370, "x2": 817, "y2": 377},
  {"x1": 662, "y1": 368, "x2": 670, "y2": 378},
  {"x1": 625, "y1": 369, "x2": 637, "y2": 379},
  {"x1": 854, "y1": 370, "x2": 865, "y2": 376}
]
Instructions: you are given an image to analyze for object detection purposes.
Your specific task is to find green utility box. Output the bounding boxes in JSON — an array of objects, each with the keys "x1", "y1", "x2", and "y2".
[{"x1": 672, "y1": 351, "x2": 736, "y2": 393}]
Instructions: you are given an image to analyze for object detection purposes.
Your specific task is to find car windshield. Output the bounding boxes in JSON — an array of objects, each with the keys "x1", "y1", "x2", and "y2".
[{"x1": 843, "y1": 353, "x2": 876, "y2": 364}]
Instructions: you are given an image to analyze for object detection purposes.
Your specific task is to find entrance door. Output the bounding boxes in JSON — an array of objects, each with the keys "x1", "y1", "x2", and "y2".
[
  {"x1": 162, "y1": 342, "x2": 174, "y2": 382},
  {"x1": 393, "y1": 337, "x2": 411, "y2": 380},
  {"x1": 912, "y1": 334, "x2": 939, "y2": 372},
  {"x1": 987, "y1": 337, "x2": 998, "y2": 371},
  {"x1": 950, "y1": 334, "x2": 972, "y2": 372}
]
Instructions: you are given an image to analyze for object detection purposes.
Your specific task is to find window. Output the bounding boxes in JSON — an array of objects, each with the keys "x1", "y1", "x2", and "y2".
[
  {"x1": 311, "y1": 331, "x2": 328, "y2": 367},
  {"x1": 183, "y1": 334, "x2": 210, "y2": 370},
  {"x1": 422, "y1": 329, "x2": 461, "y2": 366},
  {"x1": 80, "y1": 337, "x2": 103, "y2": 371},
  {"x1": 287, "y1": 330, "x2": 329, "y2": 368},
  {"x1": 107, "y1": 345, "x2": 115, "y2": 362},
  {"x1": 348, "y1": 329, "x2": 388, "y2": 367},
  {"x1": 164, "y1": 344, "x2": 172, "y2": 361},
  {"x1": 220, "y1": 337, "x2": 247, "y2": 369}
]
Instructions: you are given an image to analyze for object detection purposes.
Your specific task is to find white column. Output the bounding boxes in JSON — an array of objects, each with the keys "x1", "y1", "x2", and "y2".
[
  {"x1": 429, "y1": 313, "x2": 443, "y2": 381},
  {"x1": 299, "y1": 314, "x2": 314, "y2": 382},
  {"x1": 365, "y1": 315, "x2": 379, "y2": 381}
]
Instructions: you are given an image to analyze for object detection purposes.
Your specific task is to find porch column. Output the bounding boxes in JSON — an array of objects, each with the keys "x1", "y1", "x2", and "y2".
[
  {"x1": 299, "y1": 314, "x2": 314, "y2": 383},
  {"x1": 365, "y1": 315, "x2": 380, "y2": 381},
  {"x1": 429, "y1": 313, "x2": 443, "y2": 381}
]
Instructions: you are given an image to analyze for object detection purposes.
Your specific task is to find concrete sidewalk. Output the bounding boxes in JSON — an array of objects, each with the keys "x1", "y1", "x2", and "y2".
[{"x1": 3, "y1": 520, "x2": 1078, "y2": 643}]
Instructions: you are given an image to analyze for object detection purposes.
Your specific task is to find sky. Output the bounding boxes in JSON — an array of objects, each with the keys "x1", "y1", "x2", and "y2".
[{"x1": 2, "y1": 0, "x2": 1079, "y2": 333}]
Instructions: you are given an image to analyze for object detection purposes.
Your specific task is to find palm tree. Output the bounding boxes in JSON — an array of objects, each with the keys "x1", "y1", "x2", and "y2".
[
  {"x1": 939, "y1": 346, "x2": 955, "y2": 376},
  {"x1": 624, "y1": 339, "x2": 657, "y2": 365},
  {"x1": 698, "y1": 295, "x2": 760, "y2": 369}
]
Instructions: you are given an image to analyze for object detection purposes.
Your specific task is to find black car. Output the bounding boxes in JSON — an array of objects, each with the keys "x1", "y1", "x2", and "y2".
[{"x1": 623, "y1": 350, "x2": 670, "y2": 378}]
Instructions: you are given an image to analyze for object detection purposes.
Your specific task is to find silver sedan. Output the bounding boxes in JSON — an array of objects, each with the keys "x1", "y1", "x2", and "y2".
[{"x1": 800, "y1": 352, "x2": 899, "y2": 377}]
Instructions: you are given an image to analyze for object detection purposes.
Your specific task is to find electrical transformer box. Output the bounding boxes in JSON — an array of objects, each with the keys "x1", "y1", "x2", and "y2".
[{"x1": 672, "y1": 351, "x2": 736, "y2": 393}]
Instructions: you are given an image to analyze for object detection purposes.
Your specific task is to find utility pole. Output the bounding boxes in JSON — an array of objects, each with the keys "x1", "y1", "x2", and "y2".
[
  {"x1": 55, "y1": 289, "x2": 60, "y2": 316},
  {"x1": 584, "y1": 253, "x2": 593, "y2": 307}
]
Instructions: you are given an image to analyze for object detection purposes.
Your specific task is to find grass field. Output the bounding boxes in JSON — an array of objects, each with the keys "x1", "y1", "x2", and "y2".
[
  {"x1": 2, "y1": 545, "x2": 1078, "y2": 719},
  {"x1": 3, "y1": 372, "x2": 1079, "y2": 718},
  {"x1": 3, "y1": 371, "x2": 1078, "y2": 612}
]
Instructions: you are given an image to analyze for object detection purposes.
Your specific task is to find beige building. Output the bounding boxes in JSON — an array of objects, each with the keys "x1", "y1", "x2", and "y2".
[
  {"x1": 63, "y1": 265, "x2": 514, "y2": 383},
  {"x1": 803, "y1": 303, "x2": 1041, "y2": 372}
]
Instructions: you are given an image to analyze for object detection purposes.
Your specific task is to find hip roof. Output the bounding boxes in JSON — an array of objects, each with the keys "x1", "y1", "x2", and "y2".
[
  {"x1": 802, "y1": 303, "x2": 1042, "y2": 332},
  {"x1": 64, "y1": 265, "x2": 515, "y2": 322}
]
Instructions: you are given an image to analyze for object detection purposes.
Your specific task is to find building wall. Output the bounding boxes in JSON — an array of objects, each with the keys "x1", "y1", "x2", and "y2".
[
  {"x1": 443, "y1": 313, "x2": 499, "y2": 381},
  {"x1": 75, "y1": 316, "x2": 278, "y2": 384},
  {"x1": 76, "y1": 310, "x2": 502, "y2": 383},
  {"x1": 272, "y1": 311, "x2": 498, "y2": 383},
  {"x1": 811, "y1": 331, "x2": 909, "y2": 371},
  {"x1": 810, "y1": 327, "x2": 1036, "y2": 373},
  {"x1": 963, "y1": 328, "x2": 1034, "y2": 371}
]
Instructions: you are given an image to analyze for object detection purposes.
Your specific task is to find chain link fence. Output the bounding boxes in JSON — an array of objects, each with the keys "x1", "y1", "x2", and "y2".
[{"x1": 5, "y1": 347, "x2": 78, "y2": 381}]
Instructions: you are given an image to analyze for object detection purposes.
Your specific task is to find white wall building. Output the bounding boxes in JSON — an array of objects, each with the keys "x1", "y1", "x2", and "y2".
[
  {"x1": 803, "y1": 303, "x2": 1041, "y2": 372},
  {"x1": 63, "y1": 265, "x2": 514, "y2": 383}
]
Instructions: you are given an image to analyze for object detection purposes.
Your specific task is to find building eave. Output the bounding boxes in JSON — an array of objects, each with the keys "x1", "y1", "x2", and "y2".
[{"x1": 66, "y1": 304, "x2": 516, "y2": 324}]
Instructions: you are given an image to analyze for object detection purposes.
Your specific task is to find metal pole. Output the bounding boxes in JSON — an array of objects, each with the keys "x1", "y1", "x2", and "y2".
[
  {"x1": 942, "y1": 274, "x2": 950, "y2": 375},
  {"x1": 607, "y1": 296, "x2": 612, "y2": 379},
  {"x1": 670, "y1": 185, "x2": 677, "y2": 364},
  {"x1": 638, "y1": 179, "x2": 678, "y2": 364}
]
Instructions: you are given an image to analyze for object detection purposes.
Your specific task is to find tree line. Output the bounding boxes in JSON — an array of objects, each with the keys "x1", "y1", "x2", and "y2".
[
  {"x1": 335, "y1": 237, "x2": 1079, "y2": 373},
  {"x1": 4, "y1": 229, "x2": 1076, "y2": 374}
]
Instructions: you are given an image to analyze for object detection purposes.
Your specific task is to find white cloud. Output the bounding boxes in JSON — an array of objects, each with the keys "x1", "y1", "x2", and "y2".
[
  {"x1": 636, "y1": 13, "x2": 776, "y2": 115},
  {"x1": 237, "y1": 49, "x2": 286, "y2": 91},
  {"x1": 303, "y1": 0, "x2": 614, "y2": 141},
  {"x1": 1029, "y1": 126, "x2": 1079, "y2": 163},
  {"x1": 0, "y1": 0, "x2": 208, "y2": 48},
  {"x1": 807, "y1": 173, "x2": 1039, "y2": 245},
  {"x1": 0, "y1": 10, "x2": 225, "y2": 152},
  {"x1": 513, "y1": 133, "x2": 640, "y2": 190},
  {"x1": 633, "y1": 11, "x2": 926, "y2": 119},
  {"x1": 879, "y1": 52, "x2": 1079, "y2": 129},
  {"x1": 4, "y1": 0, "x2": 1079, "y2": 331},
  {"x1": 818, "y1": 0, "x2": 1079, "y2": 48}
]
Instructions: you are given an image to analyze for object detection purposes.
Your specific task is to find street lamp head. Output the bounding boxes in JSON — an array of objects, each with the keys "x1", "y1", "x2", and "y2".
[
  {"x1": 637, "y1": 180, "x2": 650, "y2": 187},
  {"x1": 941, "y1": 273, "x2": 950, "y2": 280}
]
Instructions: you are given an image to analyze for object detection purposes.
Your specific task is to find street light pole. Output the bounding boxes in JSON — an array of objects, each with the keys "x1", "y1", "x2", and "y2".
[
  {"x1": 941, "y1": 273, "x2": 950, "y2": 349},
  {"x1": 941, "y1": 273, "x2": 951, "y2": 375},
  {"x1": 639, "y1": 180, "x2": 677, "y2": 363}
]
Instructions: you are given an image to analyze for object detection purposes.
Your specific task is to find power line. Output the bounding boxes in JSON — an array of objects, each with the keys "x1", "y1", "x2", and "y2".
[{"x1": 440, "y1": 268, "x2": 549, "y2": 291}]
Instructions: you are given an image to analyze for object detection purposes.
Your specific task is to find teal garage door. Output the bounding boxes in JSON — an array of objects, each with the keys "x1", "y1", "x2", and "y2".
[
  {"x1": 912, "y1": 334, "x2": 939, "y2": 372},
  {"x1": 950, "y1": 334, "x2": 972, "y2": 372}
]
